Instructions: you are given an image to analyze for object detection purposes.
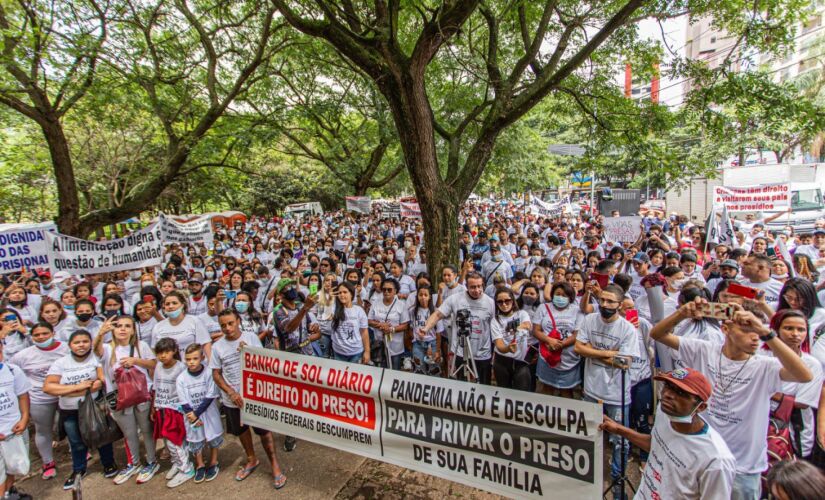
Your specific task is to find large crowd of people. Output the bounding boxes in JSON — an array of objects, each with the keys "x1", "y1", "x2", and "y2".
[{"x1": 0, "y1": 201, "x2": 824, "y2": 499}]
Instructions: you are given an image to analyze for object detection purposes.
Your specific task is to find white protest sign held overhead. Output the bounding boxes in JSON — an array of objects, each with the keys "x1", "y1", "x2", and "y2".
[
  {"x1": 46, "y1": 223, "x2": 164, "y2": 275},
  {"x1": 345, "y1": 196, "x2": 372, "y2": 214},
  {"x1": 713, "y1": 183, "x2": 790, "y2": 212},
  {"x1": 0, "y1": 222, "x2": 56, "y2": 274},
  {"x1": 603, "y1": 216, "x2": 642, "y2": 243},
  {"x1": 530, "y1": 196, "x2": 568, "y2": 217},
  {"x1": 241, "y1": 347, "x2": 603, "y2": 499},
  {"x1": 400, "y1": 201, "x2": 422, "y2": 219},
  {"x1": 159, "y1": 213, "x2": 214, "y2": 246}
]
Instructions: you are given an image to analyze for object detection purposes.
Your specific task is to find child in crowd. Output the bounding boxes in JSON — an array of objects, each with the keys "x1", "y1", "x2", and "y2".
[
  {"x1": 175, "y1": 343, "x2": 222, "y2": 484},
  {"x1": 151, "y1": 338, "x2": 193, "y2": 488}
]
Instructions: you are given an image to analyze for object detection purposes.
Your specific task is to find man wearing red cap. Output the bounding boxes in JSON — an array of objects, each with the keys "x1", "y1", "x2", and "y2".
[{"x1": 601, "y1": 367, "x2": 736, "y2": 500}]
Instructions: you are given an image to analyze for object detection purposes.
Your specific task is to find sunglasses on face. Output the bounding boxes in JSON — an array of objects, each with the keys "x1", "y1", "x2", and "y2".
[{"x1": 496, "y1": 299, "x2": 513, "y2": 305}]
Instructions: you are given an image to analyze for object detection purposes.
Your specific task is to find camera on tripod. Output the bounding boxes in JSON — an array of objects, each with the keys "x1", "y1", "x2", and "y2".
[{"x1": 456, "y1": 309, "x2": 472, "y2": 336}]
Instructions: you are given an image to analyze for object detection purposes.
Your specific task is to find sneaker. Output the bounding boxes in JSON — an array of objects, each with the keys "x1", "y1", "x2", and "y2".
[
  {"x1": 113, "y1": 463, "x2": 139, "y2": 485},
  {"x1": 4, "y1": 491, "x2": 33, "y2": 500},
  {"x1": 194, "y1": 466, "x2": 206, "y2": 483},
  {"x1": 41, "y1": 461, "x2": 57, "y2": 480},
  {"x1": 284, "y1": 436, "x2": 297, "y2": 452},
  {"x1": 103, "y1": 464, "x2": 119, "y2": 479},
  {"x1": 63, "y1": 471, "x2": 86, "y2": 491},
  {"x1": 165, "y1": 464, "x2": 179, "y2": 481},
  {"x1": 205, "y1": 463, "x2": 219, "y2": 482},
  {"x1": 167, "y1": 470, "x2": 195, "y2": 489},
  {"x1": 136, "y1": 462, "x2": 160, "y2": 484}
]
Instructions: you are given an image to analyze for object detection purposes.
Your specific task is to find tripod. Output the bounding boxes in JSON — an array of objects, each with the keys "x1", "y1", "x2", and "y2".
[
  {"x1": 449, "y1": 330, "x2": 479, "y2": 383},
  {"x1": 603, "y1": 362, "x2": 636, "y2": 500}
]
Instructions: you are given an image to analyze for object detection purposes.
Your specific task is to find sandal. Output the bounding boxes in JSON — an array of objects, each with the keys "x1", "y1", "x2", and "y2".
[
  {"x1": 234, "y1": 460, "x2": 260, "y2": 481},
  {"x1": 274, "y1": 473, "x2": 287, "y2": 490}
]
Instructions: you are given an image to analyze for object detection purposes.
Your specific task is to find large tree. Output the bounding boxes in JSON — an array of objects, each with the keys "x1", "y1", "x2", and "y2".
[
  {"x1": 0, "y1": 0, "x2": 289, "y2": 236},
  {"x1": 270, "y1": 0, "x2": 804, "y2": 278}
]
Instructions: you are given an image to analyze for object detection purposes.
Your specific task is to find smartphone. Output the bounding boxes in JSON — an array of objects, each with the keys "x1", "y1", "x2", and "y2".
[
  {"x1": 612, "y1": 355, "x2": 630, "y2": 369},
  {"x1": 699, "y1": 302, "x2": 734, "y2": 321},
  {"x1": 3, "y1": 314, "x2": 16, "y2": 322},
  {"x1": 309, "y1": 283, "x2": 318, "y2": 295},
  {"x1": 625, "y1": 309, "x2": 639, "y2": 324},
  {"x1": 589, "y1": 272, "x2": 609, "y2": 289},
  {"x1": 103, "y1": 310, "x2": 119, "y2": 319},
  {"x1": 142, "y1": 295, "x2": 154, "y2": 303},
  {"x1": 766, "y1": 247, "x2": 777, "y2": 258},
  {"x1": 225, "y1": 290, "x2": 238, "y2": 300},
  {"x1": 728, "y1": 282, "x2": 758, "y2": 300}
]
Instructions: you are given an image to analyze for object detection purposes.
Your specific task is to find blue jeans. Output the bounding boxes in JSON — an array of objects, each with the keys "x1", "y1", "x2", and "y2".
[
  {"x1": 584, "y1": 396, "x2": 630, "y2": 482},
  {"x1": 732, "y1": 472, "x2": 761, "y2": 500},
  {"x1": 62, "y1": 410, "x2": 115, "y2": 473},
  {"x1": 630, "y1": 378, "x2": 653, "y2": 462},
  {"x1": 318, "y1": 335, "x2": 332, "y2": 358},
  {"x1": 412, "y1": 340, "x2": 437, "y2": 364},
  {"x1": 333, "y1": 351, "x2": 362, "y2": 364}
]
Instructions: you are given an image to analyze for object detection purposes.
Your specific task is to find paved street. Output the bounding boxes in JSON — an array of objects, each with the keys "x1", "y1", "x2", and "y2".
[{"x1": 17, "y1": 429, "x2": 638, "y2": 499}]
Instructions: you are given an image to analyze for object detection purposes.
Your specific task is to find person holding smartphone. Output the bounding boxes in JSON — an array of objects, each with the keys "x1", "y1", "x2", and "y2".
[{"x1": 574, "y1": 285, "x2": 640, "y2": 499}]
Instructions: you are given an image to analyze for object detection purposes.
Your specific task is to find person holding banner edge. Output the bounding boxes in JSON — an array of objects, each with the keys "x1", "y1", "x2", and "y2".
[{"x1": 211, "y1": 309, "x2": 287, "y2": 488}]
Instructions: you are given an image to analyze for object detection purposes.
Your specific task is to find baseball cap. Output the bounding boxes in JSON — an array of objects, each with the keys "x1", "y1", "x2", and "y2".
[
  {"x1": 188, "y1": 276, "x2": 203, "y2": 284},
  {"x1": 52, "y1": 271, "x2": 72, "y2": 283},
  {"x1": 654, "y1": 367, "x2": 712, "y2": 402},
  {"x1": 719, "y1": 259, "x2": 739, "y2": 270},
  {"x1": 276, "y1": 278, "x2": 296, "y2": 294},
  {"x1": 814, "y1": 228, "x2": 825, "y2": 235},
  {"x1": 631, "y1": 252, "x2": 650, "y2": 263}
]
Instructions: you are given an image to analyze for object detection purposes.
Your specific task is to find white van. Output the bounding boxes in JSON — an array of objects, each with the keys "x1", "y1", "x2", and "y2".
[{"x1": 284, "y1": 202, "x2": 323, "y2": 218}]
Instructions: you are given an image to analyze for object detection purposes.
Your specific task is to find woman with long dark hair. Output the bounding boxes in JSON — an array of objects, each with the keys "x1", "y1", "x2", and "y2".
[
  {"x1": 491, "y1": 288, "x2": 532, "y2": 391},
  {"x1": 330, "y1": 282, "x2": 370, "y2": 364},
  {"x1": 778, "y1": 277, "x2": 825, "y2": 346}
]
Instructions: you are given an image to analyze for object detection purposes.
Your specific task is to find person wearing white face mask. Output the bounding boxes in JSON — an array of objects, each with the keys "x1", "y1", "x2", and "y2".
[
  {"x1": 152, "y1": 291, "x2": 212, "y2": 359},
  {"x1": 600, "y1": 367, "x2": 736, "y2": 500}
]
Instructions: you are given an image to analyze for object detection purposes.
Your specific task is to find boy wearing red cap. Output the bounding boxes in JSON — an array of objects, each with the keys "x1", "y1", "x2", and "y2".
[{"x1": 601, "y1": 367, "x2": 736, "y2": 500}]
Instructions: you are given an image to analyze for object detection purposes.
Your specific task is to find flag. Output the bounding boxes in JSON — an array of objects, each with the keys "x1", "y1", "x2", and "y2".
[
  {"x1": 772, "y1": 237, "x2": 795, "y2": 277},
  {"x1": 718, "y1": 204, "x2": 738, "y2": 249},
  {"x1": 704, "y1": 205, "x2": 719, "y2": 245}
]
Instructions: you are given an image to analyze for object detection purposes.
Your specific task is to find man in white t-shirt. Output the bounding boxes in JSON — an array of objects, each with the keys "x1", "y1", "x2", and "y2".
[
  {"x1": 211, "y1": 309, "x2": 286, "y2": 487},
  {"x1": 574, "y1": 284, "x2": 640, "y2": 499},
  {"x1": 423, "y1": 272, "x2": 495, "y2": 385},
  {"x1": 740, "y1": 254, "x2": 783, "y2": 309},
  {"x1": 601, "y1": 367, "x2": 736, "y2": 500},
  {"x1": 650, "y1": 300, "x2": 813, "y2": 500}
]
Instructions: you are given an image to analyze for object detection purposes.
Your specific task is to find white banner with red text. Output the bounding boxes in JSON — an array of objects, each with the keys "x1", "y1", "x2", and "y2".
[
  {"x1": 240, "y1": 347, "x2": 603, "y2": 498},
  {"x1": 712, "y1": 183, "x2": 790, "y2": 212}
]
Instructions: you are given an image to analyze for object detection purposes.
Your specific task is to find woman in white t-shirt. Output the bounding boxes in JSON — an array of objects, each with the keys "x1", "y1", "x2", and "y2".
[
  {"x1": 10, "y1": 322, "x2": 69, "y2": 480},
  {"x1": 409, "y1": 287, "x2": 443, "y2": 368},
  {"x1": 761, "y1": 310, "x2": 824, "y2": 459},
  {"x1": 491, "y1": 289, "x2": 532, "y2": 391},
  {"x1": 776, "y1": 278, "x2": 825, "y2": 347},
  {"x1": 153, "y1": 291, "x2": 212, "y2": 360},
  {"x1": 534, "y1": 282, "x2": 583, "y2": 399},
  {"x1": 367, "y1": 278, "x2": 409, "y2": 370},
  {"x1": 0, "y1": 308, "x2": 31, "y2": 358},
  {"x1": 94, "y1": 315, "x2": 158, "y2": 485},
  {"x1": 44, "y1": 330, "x2": 118, "y2": 488},
  {"x1": 330, "y1": 282, "x2": 370, "y2": 364}
]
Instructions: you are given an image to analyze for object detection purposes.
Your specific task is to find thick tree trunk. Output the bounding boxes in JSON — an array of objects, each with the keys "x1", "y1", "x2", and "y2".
[
  {"x1": 380, "y1": 73, "x2": 462, "y2": 283},
  {"x1": 41, "y1": 117, "x2": 82, "y2": 236}
]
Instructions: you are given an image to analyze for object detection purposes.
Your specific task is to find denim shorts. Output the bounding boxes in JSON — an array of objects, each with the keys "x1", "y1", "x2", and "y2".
[
  {"x1": 536, "y1": 358, "x2": 582, "y2": 389},
  {"x1": 187, "y1": 435, "x2": 224, "y2": 453}
]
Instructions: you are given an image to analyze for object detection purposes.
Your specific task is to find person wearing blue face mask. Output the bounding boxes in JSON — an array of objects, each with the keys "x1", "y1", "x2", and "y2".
[
  {"x1": 233, "y1": 291, "x2": 265, "y2": 343},
  {"x1": 534, "y1": 282, "x2": 583, "y2": 399},
  {"x1": 153, "y1": 291, "x2": 212, "y2": 360}
]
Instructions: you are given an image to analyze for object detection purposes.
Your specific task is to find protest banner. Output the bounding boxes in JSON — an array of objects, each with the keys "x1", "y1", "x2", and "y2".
[
  {"x1": 345, "y1": 196, "x2": 372, "y2": 215},
  {"x1": 45, "y1": 223, "x2": 164, "y2": 275},
  {"x1": 712, "y1": 183, "x2": 790, "y2": 212},
  {"x1": 400, "y1": 201, "x2": 422, "y2": 219},
  {"x1": 530, "y1": 196, "x2": 568, "y2": 217},
  {"x1": 159, "y1": 213, "x2": 214, "y2": 246},
  {"x1": 602, "y1": 216, "x2": 642, "y2": 243},
  {"x1": 0, "y1": 222, "x2": 56, "y2": 274},
  {"x1": 381, "y1": 203, "x2": 400, "y2": 219},
  {"x1": 241, "y1": 347, "x2": 603, "y2": 498}
]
